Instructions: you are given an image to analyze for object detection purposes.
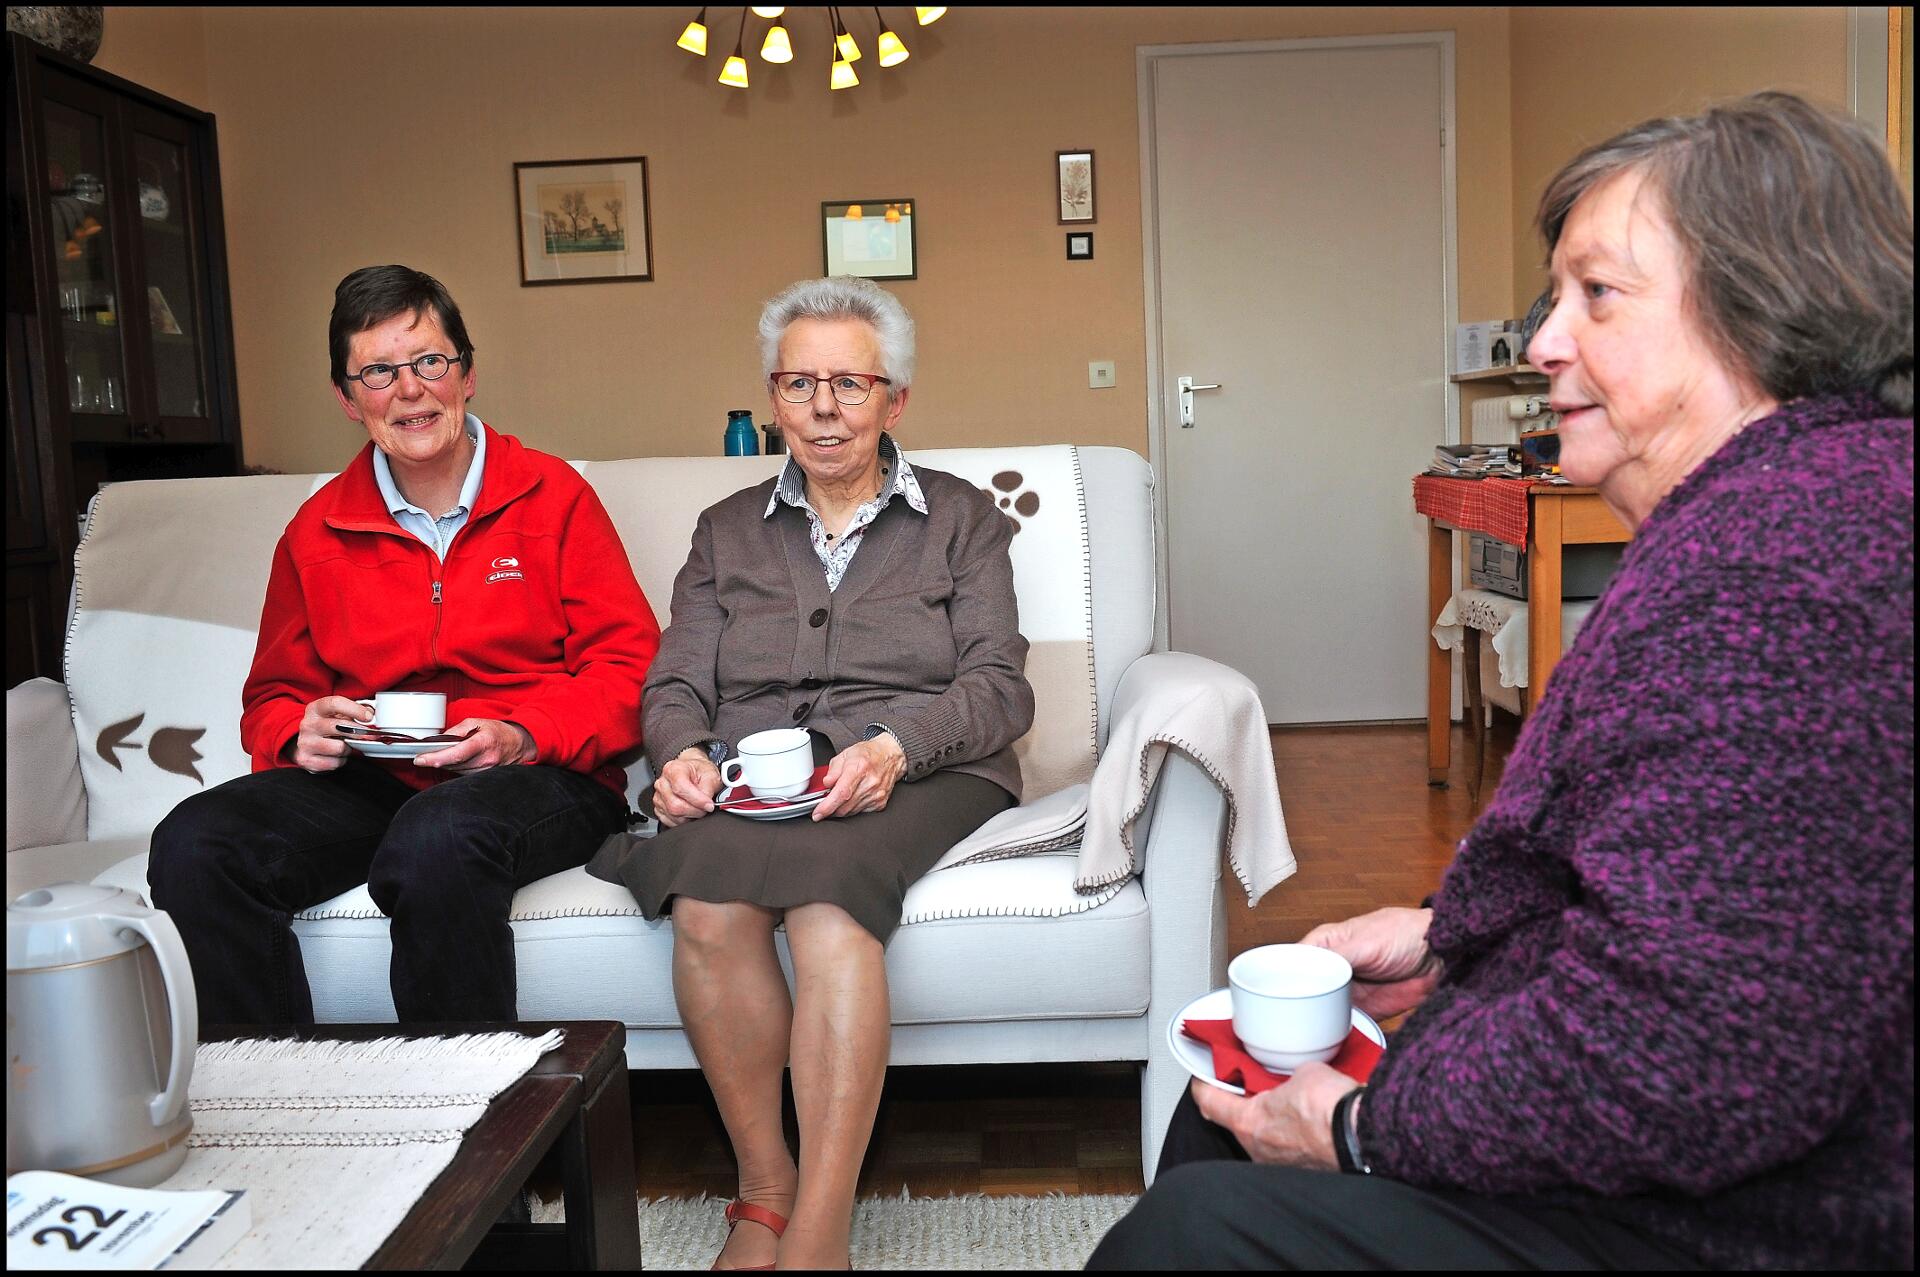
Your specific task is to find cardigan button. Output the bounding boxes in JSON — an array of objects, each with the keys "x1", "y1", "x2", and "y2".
[
  {"x1": 801, "y1": 677, "x2": 823, "y2": 690},
  {"x1": 792, "y1": 703, "x2": 811, "y2": 721},
  {"x1": 809, "y1": 608, "x2": 828, "y2": 628}
]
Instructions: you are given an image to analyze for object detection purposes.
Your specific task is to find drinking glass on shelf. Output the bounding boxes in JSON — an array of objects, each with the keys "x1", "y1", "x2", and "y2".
[
  {"x1": 69, "y1": 370, "x2": 86, "y2": 410},
  {"x1": 101, "y1": 375, "x2": 123, "y2": 414}
]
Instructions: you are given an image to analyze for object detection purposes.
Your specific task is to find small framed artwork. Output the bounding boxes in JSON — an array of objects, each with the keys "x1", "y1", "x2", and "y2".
[
  {"x1": 1056, "y1": 150, "x2": 1095, "y2": 224},
  {"x1": 514, "y1": 156, "x2": 653, "y2": 286},
  {"x1": 822, "y1": 200, "x2": 917, "y2": 280},
  {"x1": 1066, "y1": 232, "x2": 1093, "y2": 260}
]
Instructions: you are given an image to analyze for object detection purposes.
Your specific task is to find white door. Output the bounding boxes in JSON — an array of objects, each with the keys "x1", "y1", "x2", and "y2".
[{"x1": 1145, "y1": 38, "x2": 1453, "y2": 723}]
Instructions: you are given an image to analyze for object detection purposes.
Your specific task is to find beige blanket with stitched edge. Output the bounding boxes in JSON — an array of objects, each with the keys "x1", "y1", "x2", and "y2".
[{"x1": 930, "y1": 652, "x2": 1295, "y2": 905}]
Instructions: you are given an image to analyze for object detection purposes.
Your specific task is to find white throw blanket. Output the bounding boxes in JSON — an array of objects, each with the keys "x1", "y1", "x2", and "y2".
[
  {"x1": 159, "y1": 1030, "x2": 562, "y2": 1270},
  {"x1": 932, "y1": 652, "x2": 1295, "y2": 905}
]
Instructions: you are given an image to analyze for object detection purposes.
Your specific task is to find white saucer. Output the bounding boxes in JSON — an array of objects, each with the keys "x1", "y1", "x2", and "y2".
[
  {"x1": 721, "y1": 792, "x2": 827, "y2": 821},
  {"x1": 344, "y1": 736, "x2": 450, "y2": 759},
  {"x1": 1166, "y1": 987, "x2": 1384, "y2": 1096}
]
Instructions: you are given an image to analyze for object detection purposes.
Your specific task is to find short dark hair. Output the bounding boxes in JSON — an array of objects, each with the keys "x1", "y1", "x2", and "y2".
[
  {"x1": 1537, "y1": 91, "x2": 1913, "y2": 416},
  {"x1": 329, "y1": 265, "x2": 476, "y2": 391}
]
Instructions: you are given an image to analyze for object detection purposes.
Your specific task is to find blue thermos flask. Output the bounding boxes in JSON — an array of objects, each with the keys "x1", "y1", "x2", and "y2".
[{"x1": 724, "y1": 409, "x2": 759, "y2": 456}]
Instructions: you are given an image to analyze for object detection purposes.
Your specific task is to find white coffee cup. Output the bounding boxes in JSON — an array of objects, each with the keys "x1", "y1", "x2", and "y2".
[
  {"x1": 1227, "y1": 944, "x2": 1353, "y2": 1072},
  {"x1": 721, "y1": 728, "x2": 814, "y2": 799},
  {"x1": 356, "y1": 692, "x2": 447, "y2": 733}
]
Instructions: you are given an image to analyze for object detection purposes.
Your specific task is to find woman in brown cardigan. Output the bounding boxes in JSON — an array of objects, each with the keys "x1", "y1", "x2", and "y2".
[{"x1": 590, "y1": 276, "x2": 1034, "y2": 1270}]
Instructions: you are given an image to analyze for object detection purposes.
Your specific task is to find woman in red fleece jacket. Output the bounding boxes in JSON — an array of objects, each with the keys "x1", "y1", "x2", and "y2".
[{"x1": 148, "y1": 265, "x2": 660, "y2": 1025}]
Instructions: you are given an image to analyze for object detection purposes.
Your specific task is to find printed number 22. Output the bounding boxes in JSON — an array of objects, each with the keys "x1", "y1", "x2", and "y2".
[{"x1": 32, "y1": 1204, "x2": 127, "y2": 1250}]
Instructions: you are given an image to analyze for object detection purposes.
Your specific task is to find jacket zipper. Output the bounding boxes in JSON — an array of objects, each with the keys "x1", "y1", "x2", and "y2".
[{"x1": 430, "y1": 578, "x2": 444, "y2": 668}]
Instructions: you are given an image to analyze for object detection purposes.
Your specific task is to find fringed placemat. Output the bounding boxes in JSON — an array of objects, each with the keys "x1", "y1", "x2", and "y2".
[{"x1": 159, "y1": 1029, "x2": 562, "y2": 1269}]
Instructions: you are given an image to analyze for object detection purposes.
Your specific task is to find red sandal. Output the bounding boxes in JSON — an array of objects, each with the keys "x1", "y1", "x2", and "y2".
[{"x1": 712, "y1": 1199, "x2": 789, "y2": 1272}]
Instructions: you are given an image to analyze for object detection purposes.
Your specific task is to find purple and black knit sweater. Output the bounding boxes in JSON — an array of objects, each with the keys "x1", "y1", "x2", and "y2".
[{"x1": 1363, "y1": 393, "x2": 1914, "y2": 1269}]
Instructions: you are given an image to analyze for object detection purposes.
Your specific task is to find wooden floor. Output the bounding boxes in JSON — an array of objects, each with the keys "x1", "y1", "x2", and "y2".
[{"x1": 615, "y1": 717, "x2": 1519, "y2": 1200}]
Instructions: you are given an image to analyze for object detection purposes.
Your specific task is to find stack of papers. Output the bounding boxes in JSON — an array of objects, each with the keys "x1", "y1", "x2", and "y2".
[{"x1": 1426, "y1": 444, "x2": 1523, "y2": 479}]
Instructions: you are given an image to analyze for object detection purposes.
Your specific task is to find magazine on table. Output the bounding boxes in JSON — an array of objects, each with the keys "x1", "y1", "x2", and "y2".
[{"x1": 6, "y1": 1171, "x2": 248, "y2": 1270}]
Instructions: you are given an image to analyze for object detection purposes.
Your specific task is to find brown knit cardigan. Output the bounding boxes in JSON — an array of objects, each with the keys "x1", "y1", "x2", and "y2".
[{"x1": 641, "y1": 464, "x2": 1035, "y2": 800}]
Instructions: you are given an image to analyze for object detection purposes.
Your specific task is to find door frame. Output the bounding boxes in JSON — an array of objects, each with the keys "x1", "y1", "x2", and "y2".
[{"x1": 1135, "y1": 32, "x2": 1462, "y2": 656}]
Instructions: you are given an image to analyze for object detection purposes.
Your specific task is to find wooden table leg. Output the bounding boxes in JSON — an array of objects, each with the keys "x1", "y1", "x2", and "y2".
[
  {"x1": 1427, "y1": 520, "x2": 1454, "y2": 786},
  {"x1": 1527, "y1": 501, "x2": 1564, "y2": 716},
  {"x1": 562, "y1": 1055, "x2": 642, "y2": 1269},
  {"x1": 1463, "y1": 627, "x2": 1485, "y2": 808}
]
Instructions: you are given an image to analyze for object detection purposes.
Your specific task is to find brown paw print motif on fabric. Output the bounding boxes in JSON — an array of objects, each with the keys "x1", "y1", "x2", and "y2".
[
  {"x1": 985, "y1": 471, "x2": 1041, "y2": 533},
  {"x1": 97, "y1": 714, "x2": 208, "y2": 783}
]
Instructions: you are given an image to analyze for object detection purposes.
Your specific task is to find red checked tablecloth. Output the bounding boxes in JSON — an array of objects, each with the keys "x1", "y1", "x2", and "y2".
[{"x1": 1412, "y1": 475, "x2": 1543, "y2": 547}]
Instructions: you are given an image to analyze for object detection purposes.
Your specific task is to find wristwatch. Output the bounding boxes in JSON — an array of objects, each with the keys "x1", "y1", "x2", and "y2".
[
  {"x1": 703, "y1": 739, "x2": 730, "y2": 766},
  {"x1": 1331, "y1": 1085, "x2": 1373, "y2": 1175}
]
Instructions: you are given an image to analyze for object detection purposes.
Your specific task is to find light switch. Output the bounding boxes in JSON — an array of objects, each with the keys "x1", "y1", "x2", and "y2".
[{"x1": 1088, "y1": 360, "x2": 1116, "y2": 389}]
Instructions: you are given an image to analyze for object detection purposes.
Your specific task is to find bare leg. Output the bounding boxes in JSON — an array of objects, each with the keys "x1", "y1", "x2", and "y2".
[
  {"x1": 778, "y1": 902, "x2": 890, "y2": 1270},
  {"x1": 672, "y1": 897, "x2": 796, "y2": 1269}
]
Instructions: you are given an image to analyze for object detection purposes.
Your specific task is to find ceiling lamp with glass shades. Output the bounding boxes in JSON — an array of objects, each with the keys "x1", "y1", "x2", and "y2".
[{"x1": 676, "y1": 6, "x2": 945, "y2": 91}]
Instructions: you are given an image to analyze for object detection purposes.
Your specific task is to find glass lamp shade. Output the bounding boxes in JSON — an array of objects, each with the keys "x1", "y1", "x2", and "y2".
[
  {"x1": 884, "y1": 204, "x2": 901, "y2": 223},
  {"x1": 760, "y1": 24, "x2": 793, "y2": 62},
  {"x1": 750, "y1": 6, "x2": 785, "y2": 16},
  {"x1": 676, "y1": 17, "x2": 709, "y2": 55},
  {"x1": 830, "y1": 57, "x2": 860, "y2": 89},
  {"x1": 719, "y1": 53, "x2": 750, "y2": 87},
  {"x1": 845, "y1": 203, "x2": 864, "y2": 219},
  {"x1": 835, "y1": 30, "x2": 862, "y2": 62},
  {"x1": 915, "y1": 7, "x2": 946, "y2": 25},
  {"x1": 876, "y1": 29, "x2": 909, "y2": 66}
]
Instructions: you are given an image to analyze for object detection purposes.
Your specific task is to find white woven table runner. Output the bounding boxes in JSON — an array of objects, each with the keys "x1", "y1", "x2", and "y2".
[{"x1": 156, "y1": 1029, "x2": 564, "y2": 1270}]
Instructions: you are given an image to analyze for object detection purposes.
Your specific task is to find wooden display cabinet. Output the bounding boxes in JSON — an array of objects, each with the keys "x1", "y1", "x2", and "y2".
[{"x1": 5, "y1": 33, "x2": 243, "y2": 686}]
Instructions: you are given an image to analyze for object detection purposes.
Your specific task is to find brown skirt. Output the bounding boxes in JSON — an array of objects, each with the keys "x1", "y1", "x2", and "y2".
[{"x1": 586, "y1": 770, "x2": 1013, "y2": 946}]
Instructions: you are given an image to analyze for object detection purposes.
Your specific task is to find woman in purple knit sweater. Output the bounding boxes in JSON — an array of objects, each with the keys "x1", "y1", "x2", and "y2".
[{"x1": 1092, "y1": 93, "x2": 1912, "y2": 1270}]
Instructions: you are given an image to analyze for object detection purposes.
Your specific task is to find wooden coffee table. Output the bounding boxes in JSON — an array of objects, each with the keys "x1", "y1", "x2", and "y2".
[{"x1": 203, "y1": 1019, "x2": 641, "y2": 1270}]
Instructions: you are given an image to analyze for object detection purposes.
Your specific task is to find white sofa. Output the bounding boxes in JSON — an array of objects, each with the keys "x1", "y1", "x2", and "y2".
[{"x1": 6, "y1": 445, "x2": 1252, "y2": 1180}]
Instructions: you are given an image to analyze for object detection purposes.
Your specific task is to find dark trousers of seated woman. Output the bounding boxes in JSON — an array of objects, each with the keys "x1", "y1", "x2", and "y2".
[
  {"x1": 1085, "y1": 1087, "x2": 1704, "y2": 1270},
  {"x1": 147, "y1": 756, "x2": 626, "y2": 1024}
]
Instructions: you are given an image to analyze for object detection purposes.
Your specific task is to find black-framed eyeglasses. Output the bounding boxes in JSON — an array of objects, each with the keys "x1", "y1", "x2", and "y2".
[
  {"x1": 346, "y1": 352, "x2": 466, "y2": 391},
  {"x1": 770, "y1": 371, "x2": 892, "y2": 406}
]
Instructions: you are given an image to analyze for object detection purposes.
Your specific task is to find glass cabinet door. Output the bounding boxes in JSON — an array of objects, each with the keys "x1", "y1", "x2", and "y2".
[
  {"x1": 40, "y1": 92, "x2": 131, "y2": 429},
  {"x1": 130, "y1": 112, "x2": 211, "y2": 434}
]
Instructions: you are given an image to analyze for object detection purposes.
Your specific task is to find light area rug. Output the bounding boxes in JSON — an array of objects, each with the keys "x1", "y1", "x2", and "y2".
[{"x1": 532, "y1": 1190, "x2": 1139, "y2": 1270}]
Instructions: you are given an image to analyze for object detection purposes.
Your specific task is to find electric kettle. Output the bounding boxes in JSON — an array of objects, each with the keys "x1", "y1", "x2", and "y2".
[{"x1": 7, "y1": 883, "x2": 198, "y2": 1186}]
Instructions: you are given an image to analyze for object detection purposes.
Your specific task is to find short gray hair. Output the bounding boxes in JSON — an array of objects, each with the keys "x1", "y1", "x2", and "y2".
[{"x1": 757, "y1": 276, "x2": 916, "y2": 389}]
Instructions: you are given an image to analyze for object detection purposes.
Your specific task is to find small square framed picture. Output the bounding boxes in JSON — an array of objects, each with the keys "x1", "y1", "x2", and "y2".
[{"x1": 1066, "y1": 232, "x2": 1094, "y2": 260}]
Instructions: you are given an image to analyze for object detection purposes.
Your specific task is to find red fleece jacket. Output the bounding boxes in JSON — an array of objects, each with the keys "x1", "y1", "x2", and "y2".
[{"x1": 240, "y1": 424, "x2": 661, "y2": 798}]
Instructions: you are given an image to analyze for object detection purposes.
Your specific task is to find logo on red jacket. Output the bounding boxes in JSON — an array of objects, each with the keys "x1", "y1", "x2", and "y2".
[{"x1": 487, "y1": 554, "x2": 524, "y2": 584}]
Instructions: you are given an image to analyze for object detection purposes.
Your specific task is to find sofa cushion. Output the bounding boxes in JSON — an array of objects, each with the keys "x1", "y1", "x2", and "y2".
[
  {"x1": 93, "y1": 851, "x2": 1147, "y2": 1028},
  {"x1": 66, "y1": 475, "x2": 324, "y2": 842}
]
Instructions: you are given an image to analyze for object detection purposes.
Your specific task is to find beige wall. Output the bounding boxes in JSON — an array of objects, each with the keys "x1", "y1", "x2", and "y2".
[
  {"x1": 94, "y1": 6, "x2": 207, "y2": 111},
  {"x1": 88, "y1": 7, "x2": 1842, "y2": 476},
  {"x1": 1508, "y1": 6, "x2": 1848, "y2": 313}
]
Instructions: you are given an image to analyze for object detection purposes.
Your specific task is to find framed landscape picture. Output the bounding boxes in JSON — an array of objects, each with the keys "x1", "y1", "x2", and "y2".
[
  {"x1": 822, "y1": 200, "x2": 916, "y2": 280},
  {"x1": 514, "y1": 156, "x2": 653, "y2": 286}
]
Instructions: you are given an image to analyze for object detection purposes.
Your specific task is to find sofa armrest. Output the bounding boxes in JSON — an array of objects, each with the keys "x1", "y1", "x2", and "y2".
[
  {"x1": 7, "y1": 677, "x2": 87, "y2": 852},
  {"x1": 1132, "y1": 747, "x2": 1230, "y2": 1183}
]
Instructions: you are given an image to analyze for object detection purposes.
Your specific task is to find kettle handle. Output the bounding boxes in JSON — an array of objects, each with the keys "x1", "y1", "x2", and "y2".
[{"x1": 118, "y1": 911, "x2": 199, "y2": 1127}]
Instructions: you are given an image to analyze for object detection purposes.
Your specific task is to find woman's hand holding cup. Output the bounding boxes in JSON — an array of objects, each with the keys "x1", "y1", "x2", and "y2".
[
  {"x1": 654, "y1": 748, "x2": 724, "y2": 828},
  {"x1": 1300, "y1": 905, "x2": 1443, "y2": 1020},
  {"x1": 813, "y1": 733, "x2": 906, "y2": 821},
  {"x1": 291, "y1": 694, "x2": 377, "y2": 773}
]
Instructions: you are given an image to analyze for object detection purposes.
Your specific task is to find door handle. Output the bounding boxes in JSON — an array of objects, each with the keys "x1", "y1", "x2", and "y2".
[{"x1": 1176, "y1": 376, "x2": 1222, "y2": 428}]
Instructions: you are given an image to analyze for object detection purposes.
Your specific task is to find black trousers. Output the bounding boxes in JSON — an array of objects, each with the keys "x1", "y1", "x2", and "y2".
[
  {"x1": 1085, "y1": 1087, "x2": 1704, "y2": 1270},
  {"x1": 148, "y1": 757, "x2": 627, "y2": 1024}
]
